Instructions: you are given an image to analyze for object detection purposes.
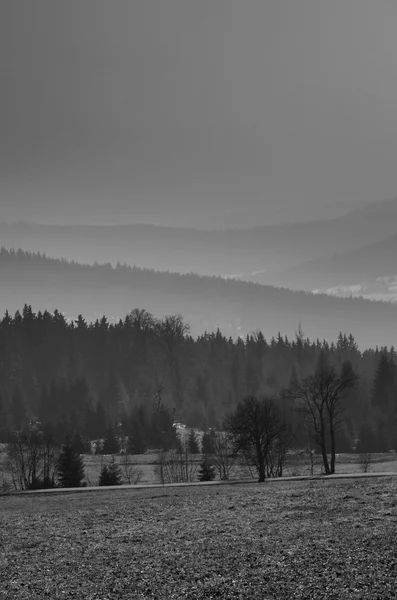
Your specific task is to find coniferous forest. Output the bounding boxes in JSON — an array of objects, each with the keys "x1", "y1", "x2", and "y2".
[{"x1": 0, "y1": 304, "x2": 396, "y2": 454}]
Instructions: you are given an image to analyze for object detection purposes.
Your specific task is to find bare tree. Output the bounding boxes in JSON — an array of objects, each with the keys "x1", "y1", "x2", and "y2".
[
  {"x1": 120, "y1": 453, "x2": 143, "y2": 485},
  {"x1": 223, "y1": 396, "x2": 290, "y2": 482},
  {"x1": 357, "y1": 452, "x2": 372, "y2": 474},
  {"x1": 212, "y1": 431, "x2": 237, "y2": 480},
  {"x1": 265, "y1": 428, "x2": 291, "y2": 478},
  {"x1": 6, "y1": 428, "x2": 59, "y2": 490},
  {"x1": 155, "y1": 445, "x2": 197, "y2": 484},
  {"x1": 285, "y1": 354, "x2": 358, "y2": 474}
]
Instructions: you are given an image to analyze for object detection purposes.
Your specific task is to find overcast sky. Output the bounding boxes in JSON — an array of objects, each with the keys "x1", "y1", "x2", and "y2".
[{"x1": 2, "y1": 0, "x2": 397, "y2": 225}]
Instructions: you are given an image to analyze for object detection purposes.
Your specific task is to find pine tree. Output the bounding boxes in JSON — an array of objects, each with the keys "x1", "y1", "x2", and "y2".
[
  {"x1": 127, "y1": 426, "x2": 146, "y2": 455},
  {"x1": 98, "y1": 456, "x2": 122, "y2": 486},
  {"x1": 187, "y1": 428, "x2": 200, "y2": 454},
  {"x1": 57, "y1": 438, "x2": 85, "y2": 487},
  {"x1": 93, "y1": 402, "x2": 107, "y2": 439},
  {"x1": 0, "y1": 393, "x2": 6, "y2": 434},
  {"x1": 356, "y1": 423, "x2": 382, "y2": 453},
  {"x1": 11, "y1": 386, "x2": 26, "y2": 431},
  {"x1": 372, "y1": 354, "x2": 396, "y2": 413},
  {"x1": 201, "y1": 430, "x2": 216, "y2": 454},
  {"x1": 72, "y1": 433, "x2": 90, "y2": 455},
  {"x1": 198, "y1": 456, "x2": 216, "y2": 482},
  {"x1": 102, "y1": 426, "x2": 120, "y2": 454}
]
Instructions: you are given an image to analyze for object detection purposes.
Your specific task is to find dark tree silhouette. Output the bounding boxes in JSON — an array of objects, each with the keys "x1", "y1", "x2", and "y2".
[
  {"x1": 223, "y1": 396, "x2": 289, "y2": 482},
  {"x1": 372, "y1": 354, "x2": 396, "y2": 413},
  {"x1": 98, "y1": 457, "x2": 122, "y2": 486},
  {"x1": 197, "y1": 456, "x2": 216, "y2": 482},
  {"x1": 187, "y1": 429, "x2": 200, "y2": 454},
  {"x1": 11, "y1": 387, "x2": 26, "y2": 431},
  {"x1": 57, "y1": 438, "x2": 85, "y2": 488},
  {"x1": 201, "y1": 429, "x2": 216, "y2": 454},
  {"x1": 102, "y1": 426, "x2": 120, "y2": 455},
  {"x1": 286, "y1": 353, "x2": 358, "y2": 474}
]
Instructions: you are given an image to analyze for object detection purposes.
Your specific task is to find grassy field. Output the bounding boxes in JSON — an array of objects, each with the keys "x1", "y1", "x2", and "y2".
[
  {"x1": 83, "y1": 452, "x2": 397, "y2": 487},
  {"x1": 1, "y1": 477, "x2": 397, "y2": 599},
  {"x1": 2, "y1": 450, "x2": 397, "y2": 490}
]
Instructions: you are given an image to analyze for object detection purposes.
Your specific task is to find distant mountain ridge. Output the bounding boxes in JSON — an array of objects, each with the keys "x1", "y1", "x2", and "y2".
[
  {"x1": 253, "y1": 231, "x2": 397, "y2": 300},
  {"x1": 1, "y1": 198, "x2": 397, "y2": 279},
  {"x1": 1, "y1": 247, "x2": 397, "y2": 350}
]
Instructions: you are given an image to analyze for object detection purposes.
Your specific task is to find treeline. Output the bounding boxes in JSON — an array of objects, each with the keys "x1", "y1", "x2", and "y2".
[{"x1": 0, "y1": 304, "x2": 396, "y2": 453}]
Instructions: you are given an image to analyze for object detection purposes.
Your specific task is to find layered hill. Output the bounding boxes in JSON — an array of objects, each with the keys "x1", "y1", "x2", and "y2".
[
  {"x1": 1, "y1": 248, "x2": 397, "y2": 350},
  {"x1": 1, "y1": 198, "x2": 397, "y2": 278},
  {"x1": 254, "y1": 232, "x2": 397, "y2": 302}
]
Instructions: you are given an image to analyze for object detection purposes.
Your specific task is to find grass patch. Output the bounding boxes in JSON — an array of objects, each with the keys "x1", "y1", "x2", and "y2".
[{"x1": 1, "y1": 478, "x2": 397, "y2": 598}]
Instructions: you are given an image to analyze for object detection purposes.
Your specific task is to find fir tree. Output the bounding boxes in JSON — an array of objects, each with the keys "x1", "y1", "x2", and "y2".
[
  {"x1": 11, "y1": 386, "x2": 26, "y2": 431},
  {"x1": 127, "y1": 427, "x2": 146, "y2": 455},
  {"x1": 102, "y1": 426, "x2": 120, "y2": 454},
  {"x1": 72, "y1": 433, "x2": 90, "y2": 455},
  {"x1": 187, "y1": 428, "x2": 200, "y2": 454},
  {"x1": 356, "y1": 423, "x2": 382, "y2": 453},
  {"x1": 372, "y1": 355, "x2": 396, "y2": 413},
  {"x1": 0, "y1": 393, "x2": 6, "y2": 433},
  {"x1": 98, "y1": 456, "x2": 122, "y2": 486},
  {"x1": 57, "y1": 438, "x2": 85, "y2": 487},
  {"x1": 201, "y1": 430, "x2": 216, "y2": 454},
  {"x1": 93, "y1": 402, "x2": 107, "y2": 439}
]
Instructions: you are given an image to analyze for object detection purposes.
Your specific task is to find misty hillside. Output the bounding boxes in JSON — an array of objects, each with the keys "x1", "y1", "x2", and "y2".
[
  {"x1": 2, "y1": 198, "x2": 397, "y2": 278},
  {"x1": 257, "y1": 232, "x2": 397, "y2": 300},
  {"x1": 184, "y1": 199, "x2": 360, "y2": 229},
  {"x1": 1, "y1": 248, "x2": 397, "y2": 350}
]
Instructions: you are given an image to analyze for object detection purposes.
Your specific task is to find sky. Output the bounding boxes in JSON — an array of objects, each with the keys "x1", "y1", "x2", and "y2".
[{"x1": 2, "y1": 0, "x2": 397, "y2": 225}]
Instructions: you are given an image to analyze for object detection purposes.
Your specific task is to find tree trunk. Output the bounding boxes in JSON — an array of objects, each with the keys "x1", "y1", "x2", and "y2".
[
  {"x1": 320, "y1": 432, "x2": 330, "y2": 475},
  {"x1": 330, "y1": 423, "x2": 336, "y2": 474},
  {"x1": 258, "y1": 461, "x2": 266, "y2": 482},
  {"x1": 319, "y1": 414, "x2": 330, "y2": 475}
]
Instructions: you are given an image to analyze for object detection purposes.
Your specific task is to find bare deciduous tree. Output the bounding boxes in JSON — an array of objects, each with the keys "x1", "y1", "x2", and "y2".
[
  {"x1": 155, "y1": 445, "x2": 197, "y2": 485},
  {"x1": 120, "y1": 453, "x2": 143, "y2": 484},
  {"x1": 212, "y1": 431, "x2": 236, "y2": 481},
  {"x1": 357, "y1": 452, "x2": 372, "y2": 473},
  {"x1": 285, "y1": 354, "x2": 358, "y2": 474},
  {"x1": 6, "y1": 428, "x2": 59, "y2": 490},
  {"x1": 223, "y1": 396, "x2": 291, "y2": 482}
]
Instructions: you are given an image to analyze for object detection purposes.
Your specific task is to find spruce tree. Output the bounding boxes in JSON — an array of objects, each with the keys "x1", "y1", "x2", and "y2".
[
  {"x1": 372, "y1": 354, "x2": 396, "y2": 412},
  {"x1": 127, "y1": 426, "x2": 146, "y2": 455},
  {"x1": 201, "y1": 430, "x2": 216, "y2": 454},
  {"x1": 98, "y1": 457, "x2": 122, "y2": 486},
  {"x1": 102, "y1": 426, "x2": 120, "y2": 454},
  {"x1": 57, "y1": 438, "x2": 85, "y2": 487},
  {"x1": 11, "y1": 387, "x2": 26, "y2": 431},
  {"x1": 198, "y1": 456, "x2": 216, "y2": 482},
  {"x1": 187, "y1": 428, "x2": 200, "y2": 454},
  {"x1": 0, "y1": 393, "x2": 7, "y2": 437},
  {"x1": 72, "y1": 433, "x2": 90, "y2": 455}
]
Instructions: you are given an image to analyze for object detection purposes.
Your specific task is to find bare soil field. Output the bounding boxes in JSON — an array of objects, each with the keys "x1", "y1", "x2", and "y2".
[{"x1": 1, "y1": 477, "x2": 397, "y2": 599}]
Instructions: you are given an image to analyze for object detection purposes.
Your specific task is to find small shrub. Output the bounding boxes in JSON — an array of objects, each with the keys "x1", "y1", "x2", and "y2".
[
  {"x1": 120, "y1": 454, "x2": 143, "y2": 485},
  {"x1": 357, "y1": 452, "x2": 372, "y2": 473}
]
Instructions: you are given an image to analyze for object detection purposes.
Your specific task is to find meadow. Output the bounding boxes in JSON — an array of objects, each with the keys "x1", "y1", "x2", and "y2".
[
  {"x1": 1, "y1": 477, "x2": 397, "y2": 599},
  {"x1": 82, "y1": 451, "x2": 397, "y2": 487},
  {"x1": 2, "y1": 448, "x2": 397, "y2": 490}
]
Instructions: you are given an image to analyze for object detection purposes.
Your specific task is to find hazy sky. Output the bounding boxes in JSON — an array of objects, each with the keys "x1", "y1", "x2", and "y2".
[{"x1": 2, "y1": 0, "x2": 397, "y2": 225}]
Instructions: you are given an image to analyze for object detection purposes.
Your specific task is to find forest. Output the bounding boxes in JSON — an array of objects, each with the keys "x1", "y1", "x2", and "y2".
[
  {"x1": 0, "y1": 303, "x2": 396, "y2": 456},
  {"x1": 1, "y1": 247, "x2": 397, "y2": 349}
]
